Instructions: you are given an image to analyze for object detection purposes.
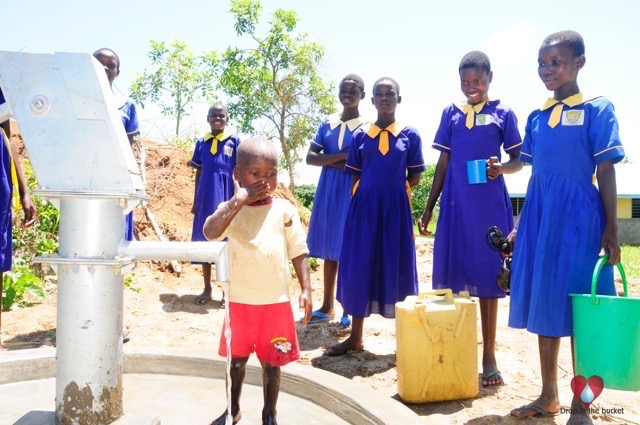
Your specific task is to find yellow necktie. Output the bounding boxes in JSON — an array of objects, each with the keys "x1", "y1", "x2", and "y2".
[
  {"x1": 460, "y1": 101, "x2": 486, "y2": 129},
  {"x1": 541, "y1": 93, "x2": 584, "y2": 128},
  {"x1": 547, "y1": 102, "x2": 564, "y2": 128},
  {"x1": 367, "y1": 123, "x2": 403, "y2": 156},
  {"x1": 378, "y1": 130, "x2": 389, "y2": 155},
  {"x1": 207, "y1": 133, "x2": 225, "y2": 155}
]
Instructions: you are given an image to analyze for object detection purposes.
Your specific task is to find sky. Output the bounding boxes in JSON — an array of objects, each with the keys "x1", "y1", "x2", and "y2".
[{"x1": 2, "y1": 0, "x2": 639, "y2": 184}]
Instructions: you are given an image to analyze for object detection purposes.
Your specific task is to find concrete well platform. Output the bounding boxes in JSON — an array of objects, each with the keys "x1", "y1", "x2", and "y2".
[{"x1": 0, "y1": 347, "x2": 429, "y2": 425}]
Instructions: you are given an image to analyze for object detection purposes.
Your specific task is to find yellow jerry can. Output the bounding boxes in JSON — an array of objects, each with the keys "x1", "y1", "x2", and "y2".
[{"x1": 395, "y1": 289, "x2": 478, "y2": 403}]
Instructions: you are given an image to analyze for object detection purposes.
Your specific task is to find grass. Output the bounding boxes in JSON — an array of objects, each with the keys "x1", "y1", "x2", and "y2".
[
  {"x1": 620, "y1": 245, "x2": 640, "y2": 296},
  {"x1": 621, "y1": 244, "x2": 640, "y2": 280}
]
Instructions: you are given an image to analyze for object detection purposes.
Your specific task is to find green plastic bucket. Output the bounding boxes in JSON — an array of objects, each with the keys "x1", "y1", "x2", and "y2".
[{"x1": 571, "y1": 255, "x2": 640, "y2": 390}]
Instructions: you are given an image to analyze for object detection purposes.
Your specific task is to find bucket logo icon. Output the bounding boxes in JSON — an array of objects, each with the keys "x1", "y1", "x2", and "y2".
[{"x1": 571, "y1": 375, "x2": 604, "y2": 408}]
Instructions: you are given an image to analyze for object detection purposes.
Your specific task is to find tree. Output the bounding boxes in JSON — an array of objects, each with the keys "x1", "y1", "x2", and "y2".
[
  {"x1": 411, "y1": 163, "x2": 437, "y2": 222},
  {"x1": 218, "y1": 0, "x2": 335, "y2": 192},
  {"x1": 130, "y1": 40, "x2": 218, "y2": 135}
]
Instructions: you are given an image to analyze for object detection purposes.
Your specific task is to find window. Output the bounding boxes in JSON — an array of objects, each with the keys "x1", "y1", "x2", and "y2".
[
  {"x1": 510, "y1": 197, "x2": 525, "y2": 216},
  {"x1": 632, "y1": 199, "x2": 640, "y2": 218}
]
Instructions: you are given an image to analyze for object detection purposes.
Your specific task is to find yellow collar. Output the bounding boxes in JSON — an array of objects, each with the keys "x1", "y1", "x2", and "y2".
[
  {"x1": 329, "y1": 113, "x2": 364, "y2": 131},
  {"x1": 366, "y1": 121, "x2": 405, "y2": 138},
  {"x1": 458, "y1": 101, "x2": 487, "y2": 114},
  {"x1": 204, "y1": 131, "x2": 231, "y2": 143},
  {"x1": 541, "y1": 93, "x2": 584, "y2": 110}
]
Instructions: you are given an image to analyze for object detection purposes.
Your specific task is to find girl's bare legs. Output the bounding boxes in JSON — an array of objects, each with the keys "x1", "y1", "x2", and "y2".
[
  {"x1": 195, "y1": 263, "x2": 213, "y2": 305},
  {"x1": 311, "y1": 259, "x2": 347, "y2": 322},
  {"x1": 324, "y1": 316, "x2": 364, "y2": 356},
  {"x1": 480, "y1": 298, "x2": 502, "y2": 386},
  {"x1": 567, "y1": 337, "x2": 594, "y2": 424},
  {"x1": 510, "y1": 335, "x2": 562, "y2": 418}
]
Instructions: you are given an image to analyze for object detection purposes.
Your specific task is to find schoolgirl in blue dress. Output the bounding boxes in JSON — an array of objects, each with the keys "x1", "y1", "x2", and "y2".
[
  {"x1": 326, "y1": 77, "x2": 425, "y2": 356},
  {"x1": 508, "y1": 31, "x2": 625, "y2": 421},
  {"x1": 305, "y1": 74, "x2": 366, "y2": 332},
  {"x1": 1, "y1": 89, "x2": 37, "y2": 342},
  {"x1": 93, "y1": 48, "x2": 141, "y2": 242},
  {"x1": 190, "y1": 104, "x2": 241, "y2": 307},
  {"x1": 418, "y1": 51, "x2": 523, "y2": 387}
]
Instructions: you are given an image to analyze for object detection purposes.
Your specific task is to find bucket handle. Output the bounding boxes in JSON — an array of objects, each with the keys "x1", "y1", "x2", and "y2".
[
  {"x1": 418, "y1": 289, "x2": 454, "y2": 303},
  {"x1": 591, "y1": 254, "x2": 627, "y2": 303}
]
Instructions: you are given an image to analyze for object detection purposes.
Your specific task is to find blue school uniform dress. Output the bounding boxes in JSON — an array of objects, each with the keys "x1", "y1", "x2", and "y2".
[
  {"x1": 508, "y1": 95, "x2": 625, "y2": 337},
  {"x1": 0, "y1": 128, "x2": 13, "y2": 272},
  {"x1": 190, "y1": 132, "x2": 240, "y2": 260},
  {"x1": 432, "y1": 100, "x2": 522, "y2": 298},
  {"x1": 307, "y1": 114, "x2": 365, "y2": 261},
  {"x1": 337, "y1": 122, "x2": 425, "y2": 318},
  {"x1": 117, "y1": 95, "x2": 140, "y2": 241}
]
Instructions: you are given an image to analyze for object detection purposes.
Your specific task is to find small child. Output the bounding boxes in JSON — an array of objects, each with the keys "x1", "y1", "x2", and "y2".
[
  {"x1": 93, "y1": 48, "x2": 140, "y2": 243},
  {"x1": 0, "y1": 91, "x2": 38, "y2": 344},
  {"x1": 325, "y1": 77, "x2": 425, "y2": 356},
  {"x1": 417, "y1": 51, "x2": 523, "y2": 387},
  {"x1": 507, "y1": 31, "x2": 624, "y2": 422},
  {"x1": 190, "y1": 104, "x2": 241, "y2": 307},
  {"x1": 203, "y1": 137, "x2": 312, "y2": 425},
  {"x1": 305, "y1": 74, "x2": 366, "y2": 333}
]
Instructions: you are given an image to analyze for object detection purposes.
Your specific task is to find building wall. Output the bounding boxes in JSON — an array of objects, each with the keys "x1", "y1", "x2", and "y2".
[
  {"x1": 618, "y1": 198, "x2": 632, "y2": 219},
  {"x1": 619, "y1": 219, "x2": 640, "y2": 245}
]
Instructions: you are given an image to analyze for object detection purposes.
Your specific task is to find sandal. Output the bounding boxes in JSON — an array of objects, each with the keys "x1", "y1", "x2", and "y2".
[
  {"x1": 336, "y1": 316, "x2": 352, "y2": 336},
  {"x1": 303, "y1": 310, "x2": 334, "y2": 324}
]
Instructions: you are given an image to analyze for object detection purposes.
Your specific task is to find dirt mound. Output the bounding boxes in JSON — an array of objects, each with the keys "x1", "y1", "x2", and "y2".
[{"x1": 137, "y1": 140, "x2": 309, "y2": 242}]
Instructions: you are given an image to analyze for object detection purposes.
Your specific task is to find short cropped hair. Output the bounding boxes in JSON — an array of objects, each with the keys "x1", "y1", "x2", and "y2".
[
  {"x1": 237, "y1": 137, "x2": 278, "y2": 165},
  {"x1": 93, "y1": 48, "x2": 120, "y2": 69},
  {"x1": 542, "y1": 30, "x2": 585, "y2": 57},
  {"x1": 459, "y1": 51, "x2": 491, "y2": 73},
  {"x1": 373, "y1": 77, "x2": 400, "y2": 94},
  {"x1": 340, "y1": 74, "x2": 365, "y2": 93}
]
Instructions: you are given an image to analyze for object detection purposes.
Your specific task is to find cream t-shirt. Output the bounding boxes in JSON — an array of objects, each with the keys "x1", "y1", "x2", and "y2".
[{"x1": 212, "y1": 198, "x2": 309, "y2": 305}]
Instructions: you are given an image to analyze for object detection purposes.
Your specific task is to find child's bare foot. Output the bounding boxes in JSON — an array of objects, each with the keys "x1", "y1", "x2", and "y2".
[
  {"x1": 510, "y1": 395, "x2": 560, "y2": 419},
  {"x1": 323, "y1": 336, "x2": 364, "y2": 357},
  {"x1": 194, "y1": 288, "x2": 213, "y2": 305},
  {"x1": 263, "y1": 415, "x2": 278, "y2": 425},
  {"x1": 567, "y1": 396, "x2": 594, "y2": 424},
  {"x1": 210, "y1": 410, "x2": 241, "y2": 425}
]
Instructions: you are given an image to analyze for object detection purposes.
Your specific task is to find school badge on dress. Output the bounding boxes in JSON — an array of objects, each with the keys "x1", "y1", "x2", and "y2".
[
  {"x1": 224, "y1": 145, "x2": 233, "y2": 156},
  {"x1": 562, "y1": 110, "x2": 584, "y2": 126},
  {"x1": 475, "y1": 114, "x2": 492, "y2": 126}
]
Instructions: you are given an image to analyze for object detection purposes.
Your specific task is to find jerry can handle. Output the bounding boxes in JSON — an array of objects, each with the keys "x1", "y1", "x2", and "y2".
[
  {"x1": 591, "y1": 254, "x2": 627, "y2": 303},
  {"x1": 418, "y1": 289, "x2": 454, "y2": 303}
]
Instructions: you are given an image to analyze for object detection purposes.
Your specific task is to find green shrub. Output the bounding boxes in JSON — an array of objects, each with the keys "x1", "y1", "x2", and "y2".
[
  {"x1": 2, "y1": 259, "x2": 45, "y2": 311},
  {"x1": 3, "y1": 159, "x2": 59, "y2": 310},
  {"x1": 295, "y1": 184, "x2": 316, "y2": 210},
  {"x1": 411, "y1": 163, "x2": 438, "y2": 222}
]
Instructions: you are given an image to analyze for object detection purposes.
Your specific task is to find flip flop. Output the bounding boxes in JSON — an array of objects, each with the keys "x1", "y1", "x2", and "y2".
[
  {"x1": 194, "y1": 292, "x2": 213, "y2": 305},
  {"x1": 323, "y1": 343, "x2": 364, "y2": 357},
  {"x1": 303, "y1": 310, "x2": 334, "y2": 324},
  {"x1": 335, "y1": 316, "x2": 352, "y2": 336},
  {"x1": 510, "y1": 404, "x2": 559, "y2": 419},
  {"x1": 482, "y1": 370, "x2": 504, "y2": 387}
]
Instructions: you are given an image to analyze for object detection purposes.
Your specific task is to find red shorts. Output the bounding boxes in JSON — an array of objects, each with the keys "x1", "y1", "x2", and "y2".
[{"x1": 218, "y1": 302, "x2": 300, "y2": 367}]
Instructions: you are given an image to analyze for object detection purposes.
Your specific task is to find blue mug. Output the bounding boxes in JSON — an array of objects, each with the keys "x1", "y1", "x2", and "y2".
[{"x1": 467, "y1": 159, "x2": 487, "y2": 184}]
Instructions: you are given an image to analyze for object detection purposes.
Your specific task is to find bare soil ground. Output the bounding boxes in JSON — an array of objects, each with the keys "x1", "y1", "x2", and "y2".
[{"x1": 2, "y1": 138, "x2": 639, "y2": 424}]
